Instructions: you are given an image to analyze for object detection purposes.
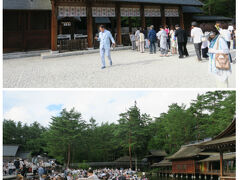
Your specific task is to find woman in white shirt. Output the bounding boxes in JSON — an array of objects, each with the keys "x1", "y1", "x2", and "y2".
[
  {"x1": 220, "y1": 23, "x2": 232, "y2": 63},
  {"x1": 220, "y1": 23, "x2": 231, "y2": 48},
  {"x1": 139, "y1": 30, "x2": 145, "y2": 53},
  {"x1": 169, "y1": 27, "x2": 177, "y2": 55}
]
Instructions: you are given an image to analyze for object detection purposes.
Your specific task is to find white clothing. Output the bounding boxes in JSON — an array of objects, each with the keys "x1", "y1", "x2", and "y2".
[
  {"x1": 139, "y1": 33, "x2": 145, "y2": 42},
  {"x1": 156, "y1": 31, "x2": 161, "y2": 40},
  {"x1": 191, "y1": 27, "x2": 203, "y2": 43},
  {"x1": 130, "y1": 34, "x2": 135, "y2": 42},
  {"x1": 8, "y1": 163, "x2": 15, "y2": 170},
  {"x1": 88, "y1": 174, "x2": 99, "y2": 180},
  {"x1": 228, "y1": 26, "x2": 234, "y2": 33},
  {"x1": 220, "y1": 29, "x2": 231, "y2": 42},
  {"x1": 135, "y1": 30, "x2": 140, "y2": 40},
  {"x1": 201, "y1": 41, "x2": 209, "y2": 49}
]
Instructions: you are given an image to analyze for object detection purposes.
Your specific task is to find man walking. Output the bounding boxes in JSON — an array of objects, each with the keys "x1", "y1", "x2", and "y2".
[
  {"x1": 95, "y1": 25, "x2": 115, "y2": 69},
  {"x1": 148, "y1": 25, "x2": 157, "y2": 54},
  {"x1": 191, "y1": 22, "x2": 203, "y2": 61},
  {"x1": 175, "y1": 24, "x2": 188, "y2": 59}
]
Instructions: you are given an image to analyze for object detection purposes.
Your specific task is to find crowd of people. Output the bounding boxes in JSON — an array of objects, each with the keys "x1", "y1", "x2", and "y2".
[
  {"x1": 3, "y1": 158, "x2": 55, "y2": 179},
  {"x1": 94, "y1": 21, "x2": 235, "y2": 87},
  {"x1": 3, "y1": 158, "x2": 148, "y2": 180},
  {"x1": 63, "y1": 168, "x2": 148, "y2": 180},
  {"x1": 128, "y1": 21, "x2": 236, "y2": 87},
  {"x1": 129, "y1": 22, "x2": 236, "y2": 59}
]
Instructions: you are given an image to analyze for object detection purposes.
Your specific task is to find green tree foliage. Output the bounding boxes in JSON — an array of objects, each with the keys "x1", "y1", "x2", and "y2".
[
  {"x1": 44, "y1": 108, "x2": 87, "y2": 167},
  {"x1": 114, "y1": 102, "x2": 152, "y2": 168},
  {"x1": 3, "y1": 91, "x2": 235, "y2": 165},
  {"x1": 200, "y1": 0, "x2": 236, "y2": 18},
  {"x1": 3, "y1": 120, "x2": 46, "y2": 155}
]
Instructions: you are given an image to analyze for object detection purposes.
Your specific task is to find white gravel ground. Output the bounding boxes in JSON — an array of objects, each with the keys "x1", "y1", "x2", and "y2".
[{"x1": 3, "y1": 45, "x2": 236, "y2": 88}]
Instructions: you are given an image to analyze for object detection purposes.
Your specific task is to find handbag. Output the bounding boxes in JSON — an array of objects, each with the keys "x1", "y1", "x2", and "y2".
[{"x1": 215, "y1": 39, "x2": 230, "y2": 70}]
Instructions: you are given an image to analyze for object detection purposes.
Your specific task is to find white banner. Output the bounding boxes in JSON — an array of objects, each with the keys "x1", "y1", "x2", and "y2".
[
  {"x1": 58, "y1": 6, "x2": 86, "y2": 17},
  {"x1": 145, "y1": 8, "x2": 161, "y2": 17},
  {"x1": 120, "y1": 8, "x2": 140, "y2": 17},
  {"x1": 92, "y1": 7, "x2": 116, "y2": 17},
  {"x1": 165, "y1": 8, "x2": 179, "y2": 17}
]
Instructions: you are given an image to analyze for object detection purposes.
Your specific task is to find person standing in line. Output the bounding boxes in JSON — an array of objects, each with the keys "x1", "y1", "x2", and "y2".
[
  {"x1": 135, "y1": 28, "x2": 141, "y2": 51},
  {"x1": 148, "y1": 25, "x2": 157, "y2": 54},
  {"x1": 220, "y1": 23, "x2": 233, "y2": 63},
  {"x1": 129, "y1": 31, "x2": 136, "y2": 50},
  {"x1": 201, "y1": 33, "x2": 210, "y2": 59},
  {"x1": 183, "y1": 28, "x2": 189, "y2": 57},
  {"x1": 220, "y1": 23, "x2": 232, "y2": 49},
  {"x1": 191, "y1": 22, "x2": 203, "y2": 61},
  {"x1": 175, "y1": 24, "x2": 188, "y2": 59},
  {"x1": 156, "y1": 28, "x2": 161, "y2": 50},
  {"x1": 139, "y1": 30, "x2": 145, "y2": 53},
  {"x1": 143, "y1": 27, "x2": 149, "y2": 49},
  {"x1": 158, "y1": 26, "x2": 169, "y2": 57},
  {"x1": 165, "y1": 25, "x2": 171, "y2": 50},
  {"x1": 170, "y1": 26, "x2": 177, "y2": 55},
  {"x1": 95, "y1": 25, "x2": 116, "y2": 69}
]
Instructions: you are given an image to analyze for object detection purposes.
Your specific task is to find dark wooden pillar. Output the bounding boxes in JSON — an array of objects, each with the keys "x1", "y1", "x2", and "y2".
[
  {"x1": 116, "y1": 5, "x2": 122, "y2": 45},
  {"x1": 140, "y1": 5, "x2": 145, "y2": 29},
  {"x1": 179, "y1": 6, "x2": 184, "y2": 29},
  {"x1": 220, "y1": 152, "x2": 223, "y2": 177},
  {"x1": 87, "y1": 3, "x2": 93, "y2": 48},
  {"x1": 161, "y1": 5, "x2": 166, "y2": 27},
  {"x1": 51, "y1": 0, "x2": 57, "y2": 51},
  {"x1": 128, "y1": 17, "x2": 132, "y2": 33}
]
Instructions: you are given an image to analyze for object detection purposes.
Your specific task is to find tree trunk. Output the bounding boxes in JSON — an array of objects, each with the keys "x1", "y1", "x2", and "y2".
[
  {"x1": 67, "y1": 144, "x2": 71, "y2": 168},
  {"x1": 129, "y1": 132, "x2": 132, "y2": 169},
  {"x1": 135, "y1": 155, "x2": 138, "y2": 171}
]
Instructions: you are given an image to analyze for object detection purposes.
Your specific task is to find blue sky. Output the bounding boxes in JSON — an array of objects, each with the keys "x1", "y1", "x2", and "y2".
[
  {"x1": 47, "y1": 104, "x2": 63, "y2": 111},
  {"x1": 3, "y1": 90, "x2": 207, "y2": 126}
]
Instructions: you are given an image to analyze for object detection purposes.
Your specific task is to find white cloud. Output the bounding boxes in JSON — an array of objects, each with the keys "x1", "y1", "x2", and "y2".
[
  {"x1": 3, "y1": 90, "x2": 207, "y2": 126},
  {"x1": 4, "y1": 106, "x2": 31, "y2": 124}
]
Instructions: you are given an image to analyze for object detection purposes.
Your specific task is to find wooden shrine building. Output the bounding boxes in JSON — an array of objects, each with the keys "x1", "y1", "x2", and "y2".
[
  {"x1": 49, "y1": 0, "x2": 203, "y2": 51},
  {"x1": 198, "y1": 152, "x2": 236, "y2": 178},
  {"x1": 3, "y1": 0, "x2": 203, "y2": 52},
  {"x1": 145, "y1": 150, "x2": 167, "y2": 165},
  {"x1": 198, "y1": 119, "x2": 236, "y2": 180},
  {"x1": 167, "y1": 144, "x2": 208, "y2": 178},
  {"x1": 3, "y1": 0, "x2": 52, "y2": 52},
  {"x1": 151, "y1": 159, "x2": 172, "y2": 175}
]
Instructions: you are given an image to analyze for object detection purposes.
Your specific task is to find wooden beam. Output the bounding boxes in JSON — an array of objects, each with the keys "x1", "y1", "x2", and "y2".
[
  {"x1": 87, "y1": 3, "x2": 93, "y2": 48},
  {"x1": 140, "y1": 5, "x2": 145, "y2": 29},
  {"x1": 116, "y1": 5, "x2": 122, "y2": 45},
  {"x1": 220, "y1": 151, "x2": 224, "y2": 177},
  {"x1": 51, "y1": 0, "x2": 58, "y2": 51},
  {"x1": 161, "y1": 5, "x2": 166, "y2": 27},
  {"x1": 179, "y1": 6, "x2": 184, "y2": 29}
]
